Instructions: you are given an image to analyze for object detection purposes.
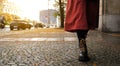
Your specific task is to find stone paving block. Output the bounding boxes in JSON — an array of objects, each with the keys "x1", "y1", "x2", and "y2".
[
  {"x1": 64, "y1": 37, "x2": 77, "y2": 41},
  {"x1": 0, "y1": 30, "x2": 120, "y2": 66},
  {"x1": 46, "y1": 38, "x2": 64, "y2": 41}
]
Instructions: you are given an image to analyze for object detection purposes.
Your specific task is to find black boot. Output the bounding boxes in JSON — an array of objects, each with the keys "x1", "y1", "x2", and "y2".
[{"x1": 78, "y1": 39, "x2": 90, "y2": 62}]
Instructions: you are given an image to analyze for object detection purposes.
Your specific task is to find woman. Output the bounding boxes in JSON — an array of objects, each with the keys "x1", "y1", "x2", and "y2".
[{"x1": 65, "y1": 0, "x2": 99, "y2": 62}]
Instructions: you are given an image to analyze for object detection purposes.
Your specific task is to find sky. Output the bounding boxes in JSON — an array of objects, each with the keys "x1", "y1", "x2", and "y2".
[{"x1": 8, "y1": 0, "x2": 55, "y2": 21}]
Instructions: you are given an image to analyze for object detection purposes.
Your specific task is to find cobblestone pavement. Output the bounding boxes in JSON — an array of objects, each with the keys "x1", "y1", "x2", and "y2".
[{"x1": 0, "y1": 28, "x2": 120, "y2": 66}]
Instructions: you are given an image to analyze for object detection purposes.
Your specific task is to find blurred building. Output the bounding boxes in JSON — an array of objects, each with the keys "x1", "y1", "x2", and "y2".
[
  {"x1": 39, "y1": 9, "x2": 57, "y2": 27},
  {"x1": 99, "y1": 0, "x2": 120, "y2": 32},
  {"x1": 2, "y1": 0, "x2": 21, "y2": 16}
]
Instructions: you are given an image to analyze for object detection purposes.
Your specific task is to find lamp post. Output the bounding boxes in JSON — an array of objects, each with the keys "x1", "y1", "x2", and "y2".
[{"x1": 48, "y1": 0, "x2": 50, "y2": 27}]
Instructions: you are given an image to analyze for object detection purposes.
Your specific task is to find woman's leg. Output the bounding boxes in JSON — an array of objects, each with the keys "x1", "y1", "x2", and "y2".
[{"x1": 76, "y1": 30, "x2": 90, "y2": 62}]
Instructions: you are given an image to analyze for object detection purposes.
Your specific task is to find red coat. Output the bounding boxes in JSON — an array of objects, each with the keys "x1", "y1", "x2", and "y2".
[{"x1": 65, "y1": 0, "x2": 99, "y2": 32}]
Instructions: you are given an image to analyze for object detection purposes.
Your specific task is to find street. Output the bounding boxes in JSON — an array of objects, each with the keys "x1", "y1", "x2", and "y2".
[{"x1": 0, "y1": 28, "x2": 120, "y2": 66}]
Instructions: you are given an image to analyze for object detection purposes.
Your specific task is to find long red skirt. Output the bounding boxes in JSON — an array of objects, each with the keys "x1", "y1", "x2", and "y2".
[{"x1": 65, "y1": 0, "x2": 99, "y2": 32}]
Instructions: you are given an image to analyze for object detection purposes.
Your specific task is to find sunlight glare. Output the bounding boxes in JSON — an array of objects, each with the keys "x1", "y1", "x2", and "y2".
[{"x1": 8, "y1": 0, "x2": 55, "y2": 21}]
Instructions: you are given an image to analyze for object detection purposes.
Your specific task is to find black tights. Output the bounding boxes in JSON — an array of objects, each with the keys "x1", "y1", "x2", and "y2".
[
  {"x1": 76, "y1": 30, "x2": 88, "y2": 41},
  {"x1": 77, "y1": 30, "x2": 88, "y2": 49}
]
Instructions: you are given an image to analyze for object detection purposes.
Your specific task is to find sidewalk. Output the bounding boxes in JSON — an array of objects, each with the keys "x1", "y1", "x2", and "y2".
[{"x1": 0, "y1": 28, "x2": 120, "y2": 66}]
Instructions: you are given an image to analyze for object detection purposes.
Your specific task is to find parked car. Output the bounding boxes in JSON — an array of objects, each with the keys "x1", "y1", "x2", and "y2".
[
  {"x1": 0, "y1": 16, "x2": 5, "y2": 29},
  {"x1": 0, "y1": 23, "x2": 5, "y2": 29},
  {"x1": 25, "y1": 22, "x2": 33, "y2": 29},
  {"x1": 10, "y1": 20, "x2": 32, "y2": 30},
  {"x1": 34, "y1": 23, "x2": 45, "y2": 28}
]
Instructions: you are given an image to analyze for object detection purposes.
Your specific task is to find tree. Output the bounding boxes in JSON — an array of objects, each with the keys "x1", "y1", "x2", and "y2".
[
  {"x1": 11, "y1": 14, "x2": 20, "y2": 19},
  {"x1": 0, "y1": 13, "x2": 21, "y2": 24},
  {"x1": 0, "y1": 0, "x2": 21, "y2": 25},
  {"x1": 54, "y1": 0, "x2": 66, "y2": 28}
]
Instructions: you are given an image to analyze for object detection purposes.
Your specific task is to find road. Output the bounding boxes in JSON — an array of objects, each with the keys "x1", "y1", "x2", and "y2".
[{"x1": 0, "y1": 28, "x2": 120, "y2": 66}]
